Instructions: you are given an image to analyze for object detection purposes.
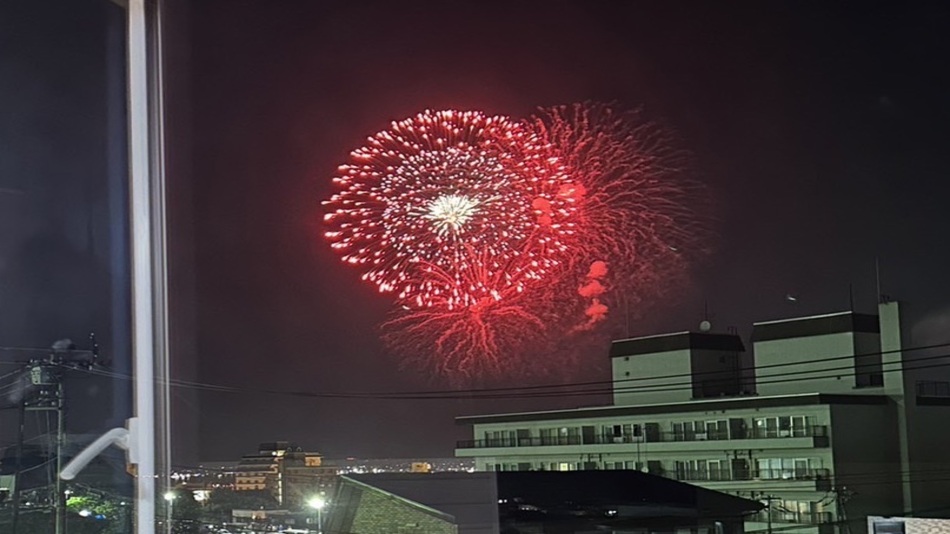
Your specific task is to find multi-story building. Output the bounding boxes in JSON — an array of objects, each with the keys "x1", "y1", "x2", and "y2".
[
  {"x1": 455, "y1": 301, "x2": 950, "y2": 534},
  {"x1": 232, "y1": 441, "x2": 335, "y2": 507}
]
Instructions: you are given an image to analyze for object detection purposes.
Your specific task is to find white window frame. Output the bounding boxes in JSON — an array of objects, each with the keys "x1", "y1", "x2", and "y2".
[{"x1": 129, "y1": 0, "x2": 170, "y2": 531}]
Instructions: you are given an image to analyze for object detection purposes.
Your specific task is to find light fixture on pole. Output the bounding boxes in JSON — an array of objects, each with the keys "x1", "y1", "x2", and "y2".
[{"x1": 307, "y1": 495, "x2": 326, "y2": 534}]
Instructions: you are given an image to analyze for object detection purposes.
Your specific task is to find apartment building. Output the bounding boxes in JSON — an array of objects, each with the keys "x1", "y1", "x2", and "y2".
[{"x1": 455, "y1": 301, "x2": 950, "y2": 534}]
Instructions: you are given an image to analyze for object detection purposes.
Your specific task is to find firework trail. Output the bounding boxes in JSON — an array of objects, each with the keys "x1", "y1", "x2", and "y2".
[
  {"x1": 323, "y1": 103, "x2": 710, "y2": 382},
  {"x1": 529, "y1": 103, "x2": 710, "y2": 333}
]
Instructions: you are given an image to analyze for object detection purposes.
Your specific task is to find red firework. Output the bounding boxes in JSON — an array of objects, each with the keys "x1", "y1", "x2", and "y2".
[
  {"x1": 323, "y1": 110, "x2": 579, "y2": 312},
  {"x1": 529, "y1": 103, "x2": 709, "y2": 333},
  {"x1": 322, "y1": 104, "x2": 709, "y2": 382}
]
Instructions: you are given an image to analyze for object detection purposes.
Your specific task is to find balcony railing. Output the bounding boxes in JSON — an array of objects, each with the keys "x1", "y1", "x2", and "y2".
[
  {"x1": 457, "y1": 425, "x2": 827, "y2": 449},
  {"x1": 750, "y1": 509, "x2": 833, "y2": 525},
  {"x1": 671, "y1": 467, "x2": 831, "y2": 483}
]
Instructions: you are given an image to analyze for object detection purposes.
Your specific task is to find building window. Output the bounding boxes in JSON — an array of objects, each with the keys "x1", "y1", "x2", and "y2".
[
  {"x1": 674, "y1": 460, "x2": 710, "y2": 481},
  {"x1": 623, "y1": 461, "x2": 644, "y2": 471},
  {"x1": 708, "y1": 459, "x2": 728, "y2": 481},
  {"x1": 672, "y1": 420, "x2": 726, "y2": 441},
  {"x1": 559, "y1": 427, "x2": 581, "y2": 445},
  {"x1": 604, "y1": 423, "x2": 640, "y2": 443},
  {"x1": 705, "y1": 420, "x2": 728, "y2": 439},
  {"x1": 754, "y1": 416, "x2": 810, "y2": 438},
  {"x1": 761, "y1": 500, "x2": 829, "y2": 524},
  {"x1": 755, "y1": 458, "x2": 821, "y2": 479},
  {"x1": 485, "y1": 430, "x2": 517, "y2": 447}
]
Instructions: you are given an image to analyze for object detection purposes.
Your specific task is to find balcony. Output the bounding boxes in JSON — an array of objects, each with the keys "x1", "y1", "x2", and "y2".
[
  {"x1": 456, "y1": 426, "x2": 828, "y2": 449},
  {"x1": 750, "y1": 509, "x2": 833, "y2": 525},
  {"x1": 670, "y1": 468, "x2": 832, "y2": 491}
]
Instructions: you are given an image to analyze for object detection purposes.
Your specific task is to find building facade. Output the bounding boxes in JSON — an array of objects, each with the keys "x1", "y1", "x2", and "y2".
[
  {"x1": 232, "y1": 441, "x2": 335, "y2": 507},
  {"x1": 456, "y1": 302, "x2": 950, "y2": 534}
]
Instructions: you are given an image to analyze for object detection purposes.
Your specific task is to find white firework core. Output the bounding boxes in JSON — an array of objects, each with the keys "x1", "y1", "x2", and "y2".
[{"x1": 424, "y1": 194, "x2": 480, "y2": 236}]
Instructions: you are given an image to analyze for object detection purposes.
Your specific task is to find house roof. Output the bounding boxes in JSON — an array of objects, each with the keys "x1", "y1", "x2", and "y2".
[
  {"x1": 344, "y1": 471, "x2": 763, "y2": 534},
  {"x1": 495, "y1": 470, "x2": 763, "y2": 517}
]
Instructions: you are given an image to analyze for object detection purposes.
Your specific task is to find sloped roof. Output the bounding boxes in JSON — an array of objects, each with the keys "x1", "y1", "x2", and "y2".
[
  {"x1": 495, "y1": 470, "x2": 762, "y2": 517},
  {"x1": 346, "y1": 470, "x2": 763, "y2": 534}
]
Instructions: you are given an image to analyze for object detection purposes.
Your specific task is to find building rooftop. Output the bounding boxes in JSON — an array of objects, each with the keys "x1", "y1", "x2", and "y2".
[
  {"x1": 609, "y1": 331, "x2": 745, "y2": 357},
  {"x1": 455, "y1": 392, "x2": 887, "y2": 425},
  {"x1": 751, "y1": 310, "x2": 879, "y2": 342},
  {"x1": 343, "y1": 471, "x2": 763, "y2": 533}
]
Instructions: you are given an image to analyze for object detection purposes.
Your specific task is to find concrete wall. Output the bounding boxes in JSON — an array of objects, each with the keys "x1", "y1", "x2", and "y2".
[
  {"x1": 829, "y1": 403, "x2": 903, "y2": 534},
  {"x1": 691, "y1": 348, "x2": 743, "y2": 398},
  {"x1": 854, "y1": 332, "x2": 884, "y2": 387},
  {"x1": 755, "y1": 332, "x2": 868, "y2": 396},
  {"x1": 878, "y1": 301, "x2": 950, "y2": 516},
  {"x1": 613, "y1": 349, "x2": 693, "y2": 405}
]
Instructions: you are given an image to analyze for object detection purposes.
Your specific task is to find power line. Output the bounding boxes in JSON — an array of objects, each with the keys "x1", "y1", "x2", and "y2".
[
  {"x1": 34, "y1": 340, "x2": 950, "y2": 400},
  {"x1": 62, "y1": 347, "x2": 950, "y2": 402},
  {"x1": 377, "y1": 341, "x2": 950, "y2": 396}
]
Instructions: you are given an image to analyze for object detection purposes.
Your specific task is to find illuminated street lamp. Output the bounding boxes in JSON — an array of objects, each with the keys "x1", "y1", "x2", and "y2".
[
  {"x1": 307, "y1": 495, "x2": 326, "y2": 534},
  {"x1": 163, "y1": 491, "x2": 177, "y2": 530}
]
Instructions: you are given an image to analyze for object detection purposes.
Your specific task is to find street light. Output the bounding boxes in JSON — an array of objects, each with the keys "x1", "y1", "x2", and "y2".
[
  {"x1": 163, "y1": 491, "x2": 177, "y2": 531},
  {"x1": 307, "y1": 496, "x2": 326, "y2": 534}
]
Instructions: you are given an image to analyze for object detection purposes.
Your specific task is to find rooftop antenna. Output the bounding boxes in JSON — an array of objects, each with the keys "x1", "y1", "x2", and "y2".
[
  {"x1": 624, "y1": 295, "x2": 631, "y2": 337},
  {"x1": 875, "y1": 257, "x2": 891, "y2": 303},
  {"x1": 699, "y1": 298, "x2": 712, "y2": 332},
  {"x1": 876, "y1": 257, "x2": 881, "y2": 303},
  {"x1": 848, "y1": 283, "x2": 855, "y2": 312}
]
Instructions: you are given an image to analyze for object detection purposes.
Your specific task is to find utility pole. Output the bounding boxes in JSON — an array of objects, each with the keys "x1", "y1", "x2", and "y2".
[
  {"x1": 758, "y1": 494, "x2": 779, "y2": 534},
  {"x1": 836, "y1": 486, "x2": 855, "y2": 534},
  {"x1": 10, "y1": 401, "x2": 26, "y2": 534},
  {"x1": 9, "y1": 336, "x2": 99, "y2": 534}
]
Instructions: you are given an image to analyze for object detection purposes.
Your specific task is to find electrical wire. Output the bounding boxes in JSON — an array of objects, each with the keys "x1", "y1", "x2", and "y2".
[
  {"x1": 60, "y1": 346, "x2": 950, "y2": 402},
  {"x1": 46, "y1": 341, "x2": 950, "y2": 400}
]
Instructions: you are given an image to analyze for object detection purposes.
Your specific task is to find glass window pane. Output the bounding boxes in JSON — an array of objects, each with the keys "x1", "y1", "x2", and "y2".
[{"x1": 0, "y1": 2, "x2": 136, "y2": 532}]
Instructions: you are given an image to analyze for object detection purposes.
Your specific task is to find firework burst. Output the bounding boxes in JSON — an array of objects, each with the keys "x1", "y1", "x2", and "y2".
[
  {"x1": 323, "y1": 110, "x2": 579, "y2": 312},
  {"x1": 529, "y1": 102, "x2": 709, "y2": 331},
  {"x1": 322, "y1": 103, "x2": 710, "y2": 382}
]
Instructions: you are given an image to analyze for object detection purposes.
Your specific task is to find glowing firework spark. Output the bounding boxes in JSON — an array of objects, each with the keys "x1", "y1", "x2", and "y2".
[
  {"x1": 424, "y1": 193, "x2": 481, "y2": 236},
  {"x1": 529, "y1": 102, "x2": 709, "y2": 330},
  {"x1": 323, "y1": 110, "x2": 578, "y2": 312},
  {"x1": 322, "y1": 103, "x2": 710, "y2": 382}
]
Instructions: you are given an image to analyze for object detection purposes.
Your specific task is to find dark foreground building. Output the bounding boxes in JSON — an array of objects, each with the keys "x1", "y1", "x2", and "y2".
[{"x1": 325, "y1": 470, "x2": 763, "y2": 534}]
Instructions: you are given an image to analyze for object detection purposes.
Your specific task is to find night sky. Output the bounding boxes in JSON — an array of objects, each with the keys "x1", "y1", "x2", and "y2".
[{"x1": 171, "y1": 1, "x2": 950, "y2": 461}]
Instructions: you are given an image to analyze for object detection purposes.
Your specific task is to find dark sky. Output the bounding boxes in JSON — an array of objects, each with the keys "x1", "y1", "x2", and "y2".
[{"x1": 177, "y1": 1, "x2": 950, "y2": 461}]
